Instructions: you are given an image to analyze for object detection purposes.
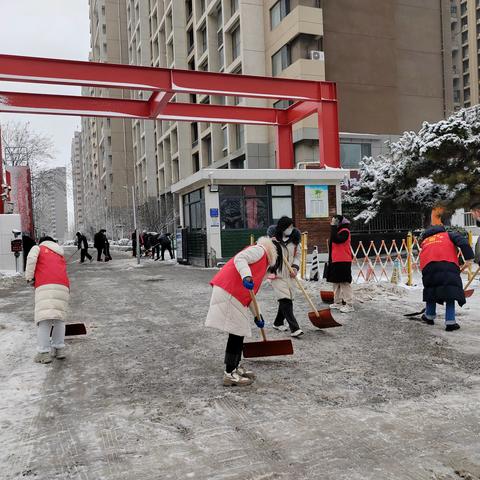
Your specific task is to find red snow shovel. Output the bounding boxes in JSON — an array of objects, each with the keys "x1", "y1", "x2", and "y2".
[
  {"x1": 284, "y1": 260, "x2": 342, "y2": 329},
  {"x1": 243, "y1": 291, "x2": 294, "y2": 358},
  {"x1": 320, "y1": 290, "x2": 334, "y2": 304},
  {"x1": 464, "y1": 265, "x2": 480, "y2": 298}
]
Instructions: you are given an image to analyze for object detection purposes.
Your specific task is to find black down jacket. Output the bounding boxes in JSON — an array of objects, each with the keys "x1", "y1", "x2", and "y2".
[
  {"x1": 420, "y1": 225, "x2": 474, "y2": 306},
  {"x1": 325, "y1": 224, "x2": 352, "y2": 284}
]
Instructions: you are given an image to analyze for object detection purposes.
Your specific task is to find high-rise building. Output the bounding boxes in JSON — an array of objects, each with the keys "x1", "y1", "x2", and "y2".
[
  {"x1": 71, "y1": 131, "x2": 84, "y2": 233},
  {"x1": 34, "y1": 167, "x2": 68, "y2": 243},
  {"x1": 80, "y1": 0, "x2": 135, "y2": 239},
  {"x1": 81, "y1": 0, "x2": 453, "y2": 235},
  {"x1": 451, "y1": 0, "x2": 480, "y2": 110}
]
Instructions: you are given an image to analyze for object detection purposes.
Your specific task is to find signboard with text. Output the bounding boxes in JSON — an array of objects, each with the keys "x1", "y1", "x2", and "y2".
[{"x1": 305, "y1": 185, "x2": 329, "y2": 218}]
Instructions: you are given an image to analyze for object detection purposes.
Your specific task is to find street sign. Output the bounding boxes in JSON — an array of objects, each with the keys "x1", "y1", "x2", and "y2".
[{"x1": 11, "y1": 239, "x2": 23, "y2": 253}]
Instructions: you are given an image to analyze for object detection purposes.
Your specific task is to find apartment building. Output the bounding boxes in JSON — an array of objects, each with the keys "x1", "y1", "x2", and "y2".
[
  {"x1": 451, "y1": 0, "x2": 480, "y2": 110},
  {"x1": 71, "y1": 131, "x2": 84, "y2": 233},
  {"x1": 78, "y1": 0, "x2": 135, "y2": 239},
  {"x1": 35, "y1": 167, "x2": 68, "y2": 243}
]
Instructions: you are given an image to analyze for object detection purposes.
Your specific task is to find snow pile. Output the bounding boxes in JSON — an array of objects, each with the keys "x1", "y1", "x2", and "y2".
[{"x1": 0, "y1": 272, "x2": 23, "y2": 289}]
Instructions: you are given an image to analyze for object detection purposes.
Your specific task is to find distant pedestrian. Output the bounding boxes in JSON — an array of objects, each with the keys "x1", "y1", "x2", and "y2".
[
  {"x1": 22, "y1": 233, "x2": 36, "y2": 271},
  {"x1": 25, "y1": 236, "x2": 70, "y2": 364},
  {"x1": 94, "y1": 229, "x2": 106, "y2": 261},
  {"x1": 419, "y1": 209, "x2": 474, "y2": 331},
  {"x1": 159, "y1": 233, "x2": 174, "y2": 261},
  {"x1": 206, "y1": 236, "x2": 278, "y2": 386},
  {"x1": 103, "y1": 231, "x2": 112, "y2": 262},
  {"x1": 325, "y1": 215, "x2": 354, "y2": 313},
  {"x1": 76, "y1": 232, "x2": 92, "y2": 263},
  {"x1": 267, "y1": 216, "x2": 304, "y2": 337}
]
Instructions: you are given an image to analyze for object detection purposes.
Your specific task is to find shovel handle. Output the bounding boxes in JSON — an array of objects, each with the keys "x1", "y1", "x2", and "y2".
[
  {"x1": 464, "y1": 265, "x2": 480, "y2": 292},
  {"x1": 249, "y1": 290, "x2": 267, "y2": 342},
  {"x1": 283, "y1": 258, "x2": 320, "y2": 317}
]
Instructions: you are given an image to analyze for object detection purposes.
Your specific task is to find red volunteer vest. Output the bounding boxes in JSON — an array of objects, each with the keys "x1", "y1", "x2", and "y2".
[
  {"x1": 34, "y1": 245, "x2": 70, "y2": 289},
  {"x1": 331, "y1": 228, "x2": 352, "y2": 263},
  {"x1": 210, "y1": 248, "x2": 269, "y2": 307},
  {"x1": 419, "y1": 231, "x2": 459, "y2": 271}
]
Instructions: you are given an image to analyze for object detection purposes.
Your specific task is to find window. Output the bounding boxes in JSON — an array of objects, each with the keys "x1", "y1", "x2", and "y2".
[
  {"x1": 270, "y1": 0, "x2": 290, "y2": 29},
  {"x1": 191, "y1": 123, "x2": 199, "y2": 146},
  {"x1": 187, "y1": 28, "x2": 194, "y2": 53},
  {"x1": 235, "y1": 124, "x2": 244, "y2": 149},
  {"x1": 222, "y1": 125, "x2": 228, "y2": 154},
  {"x1": 340, "y1": 143, "x2": 372, "y2": 169},
  {"x1": 220, "y1": 186, "x2": 269, "y2": 229},
  {"x1": 199, "y1": 25, "x2": 207, "y2": 54},
  {"x1": 273, "y1": 99, "x2": 294, "y2": 110},
  {"x1": 186, "y1": 0, "x2": 193, "y2": 21},
  {"x1": 271, "y1": 185, "x2": 292, "y2": 222},
  {"x1": 231, "y1": 0, "x2": 239, "y2": 15},
  {"x1": 102, "y1": 24, "x2": 106, "y2": 34},
  {"x1": 183, "y1": 188, "x2": 205, "y2": 230},
  {"x1": 203, "y1": 135, "x2": 212, "y2": 165},
  {"x1": 193, "y1": 152, "x2": 200, "y2": 172},
  {"x1": 231, "y1": 25, "x2": 241, "y2": 60},
  {"x1": 272, "y1": 44, "x2": 291, "y2": 76}
]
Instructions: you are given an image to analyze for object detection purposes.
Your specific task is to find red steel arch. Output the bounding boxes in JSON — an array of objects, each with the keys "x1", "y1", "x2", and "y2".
[{"x1": 0, "y1": 54, "x2": 340, "y2": 169}]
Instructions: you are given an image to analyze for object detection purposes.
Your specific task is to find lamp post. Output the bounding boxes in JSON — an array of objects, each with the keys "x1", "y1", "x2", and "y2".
[{"x1": 126, "y1": 185, "x2": 140, "y2": 265}]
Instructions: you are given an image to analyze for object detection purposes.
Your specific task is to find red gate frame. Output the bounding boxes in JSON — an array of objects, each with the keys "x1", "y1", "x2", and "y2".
[{"x1": 0, "y1": 54, "x2": 340, "y2": 169}]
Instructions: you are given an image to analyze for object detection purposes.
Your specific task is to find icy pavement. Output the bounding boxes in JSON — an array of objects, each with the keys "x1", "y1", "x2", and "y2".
[{"x1": 1, "y1": 251, "x2": 480, "y2": 480}]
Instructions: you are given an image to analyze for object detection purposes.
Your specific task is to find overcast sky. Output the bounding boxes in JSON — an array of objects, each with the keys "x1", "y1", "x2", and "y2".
[{"x1": 0, "y1": 0, "x2": 90, "y2": 225}]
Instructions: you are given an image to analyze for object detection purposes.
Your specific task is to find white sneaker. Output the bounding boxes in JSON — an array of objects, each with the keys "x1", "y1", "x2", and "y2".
[
  {"x1": 330, "y1": 303, "x2": 343, "y2": 310},
  {"x1": 34, "y1": 352, "x2": 52, "y2": 364},
  {"x1": 52, "y1": 347, "x2": 66, "y2": 360},
  {"x1": 291, "y1": 329, "x2": 304, "y2": 338},
  {"x1": 272, "y1": 324, "x2": 288, "y2": 332},
  {"x1": 236, "y1": 364, "x2": 256, "y2": 380},
  {"x1": 339, "y1": 305, "x2": 355, "y2": 313},
  {"x1": 223, "y1": 370, "x2": 253, "y2": 386}
]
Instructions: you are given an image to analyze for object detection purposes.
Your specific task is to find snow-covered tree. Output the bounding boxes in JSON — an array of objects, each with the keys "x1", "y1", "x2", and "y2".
[{"x1": 345, "y1": 106, "x2": 480, "y2": 222}]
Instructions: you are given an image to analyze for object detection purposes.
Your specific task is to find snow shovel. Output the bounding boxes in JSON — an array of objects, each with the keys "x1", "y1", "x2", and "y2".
[
  {"x1": 320, "y1": 290, "x2": 334, "y2": 304},
  {"x1": 66, "y1": 249, "x2": 80, "y2": 264},
  {"x1": 464, "y1": 265, "x2": 480, "y2": 298},
  {"x1": 242, "y1": 291, "x2": 294, "y2": 358},
  {"x1": 50, "y1": 323, "x2": 87, "y2": 337},
  {"x1": 283, "y1": 259, "x2": 342, "y2": 329},
  {"x1": 404, "y1": 265, "x2": 479, "y2": 317}
]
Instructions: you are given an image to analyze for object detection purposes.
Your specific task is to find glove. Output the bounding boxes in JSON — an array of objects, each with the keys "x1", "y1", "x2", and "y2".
[
  {"x1": 290, "y1": 265, "x2": 299, "y2": 278},
  {"x1": 242, "y1": 276, "x2": 254, "y2": 290},
  {"x1": 254, "y1": 315, "x2": 265, "y2": 329}
]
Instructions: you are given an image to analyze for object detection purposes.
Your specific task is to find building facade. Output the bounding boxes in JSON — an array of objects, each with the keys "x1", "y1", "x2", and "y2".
[
  {"x1": 34, "y1": 167, "x2": 68, "y2": 243},
  {"x1": 78, "y1": 0, "x2": 454, "y2": 257},
  {"x1": 78, "y1": 0, "x2": 135, "y2": 240},
  {"x1": 71, "y1": 131, "x2": 85, "y2": 233},
  {"x1": 451, "y1": 0, "x2": 480, "y2": 110}
]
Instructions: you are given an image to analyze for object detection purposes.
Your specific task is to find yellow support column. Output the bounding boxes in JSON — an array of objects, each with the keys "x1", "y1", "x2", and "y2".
[
  {"x1": 407, "y1": 231, "x2": 413, "y2": 286},
  {"x1": 301, "y1": 233, "x2": 308, "y2": 279}
]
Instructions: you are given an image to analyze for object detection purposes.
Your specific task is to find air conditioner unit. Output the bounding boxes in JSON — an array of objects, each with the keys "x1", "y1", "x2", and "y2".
[{"x1": 310, "y1": 50, "x2": 324, "y2": 61}]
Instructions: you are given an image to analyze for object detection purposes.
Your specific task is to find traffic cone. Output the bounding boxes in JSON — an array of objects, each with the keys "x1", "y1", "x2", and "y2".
[{"x1": 309, "y1": 246, "x2": 319, "y2": 281}]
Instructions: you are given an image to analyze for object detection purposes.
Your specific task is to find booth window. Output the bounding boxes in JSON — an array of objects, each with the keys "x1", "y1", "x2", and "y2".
[
  {"x1": 219, "y1": 185, "x2": 292, "y2": 229},
  {"x1": 340, "y1": 143, "x2": 371, "y2": 169},
  {"x1": 183, "y1": 188, "x2": 205, "y2": 230}
]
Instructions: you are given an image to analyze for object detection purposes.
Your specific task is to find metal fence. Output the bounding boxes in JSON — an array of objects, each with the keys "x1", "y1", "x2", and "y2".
[{"x1": 342, "y1": 209, "x2": 424, "y2": 234}]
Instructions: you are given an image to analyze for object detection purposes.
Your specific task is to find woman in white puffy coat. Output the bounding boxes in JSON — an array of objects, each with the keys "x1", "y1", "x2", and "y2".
[
  {"x1": 206, "y1": 236, "x2": 277, "y2": 386},
  {"x1": 267, "y1": 217, "x2": 303, "y2": 337},
  {"x1": 25, "y1": 237, "x2": 70, "y2": 364}
]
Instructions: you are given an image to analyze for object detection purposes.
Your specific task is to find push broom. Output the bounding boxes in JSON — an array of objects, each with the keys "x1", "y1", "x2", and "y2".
[
  {"x1": 283, "y1": 259, "x2": 342, "y2": 329},
  {"x1": 243, "y1": 290, "x2": 294, "y2": 358}
]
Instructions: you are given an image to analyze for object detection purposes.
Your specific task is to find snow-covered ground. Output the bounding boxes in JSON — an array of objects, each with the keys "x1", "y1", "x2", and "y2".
[{"x1": 1, "y1": 254, "x2": 480, "y2": 480}]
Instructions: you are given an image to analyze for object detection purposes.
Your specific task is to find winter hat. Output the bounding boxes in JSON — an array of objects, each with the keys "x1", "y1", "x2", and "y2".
[
  {"x1": 39, "y1": 236, "x2": 56, "y2": 244},
  {"x1": 266, "y1": 225, "x2": 276, "y2": 238},
  {"x1": 335, "y1": 215, "x2": 350, "y2": 225},
  {"x1": 470, "y1": 201, "x2": 480, "y2": 210}
]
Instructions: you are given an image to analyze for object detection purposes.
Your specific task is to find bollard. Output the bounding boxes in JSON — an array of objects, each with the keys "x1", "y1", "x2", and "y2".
[
  {"x1": 250, "y1": 233, "x2": 255, "y2": 246},
  {"x1": 407, "y1": 231, "x2": 413, "y2": 286}
]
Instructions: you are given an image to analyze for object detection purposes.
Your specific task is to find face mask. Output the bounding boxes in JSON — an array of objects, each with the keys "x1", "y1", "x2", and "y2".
[{"x1": 284, "y1": 226, "x2": 294, "y2": 236}]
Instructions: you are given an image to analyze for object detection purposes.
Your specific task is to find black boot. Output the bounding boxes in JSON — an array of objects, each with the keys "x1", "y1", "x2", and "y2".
[
  {"x1": 421, "y1": 314, "x2": 434, "y2": 325},
  {"x1": 445, "y1": 323, "x2": 460, "y2": 332}
]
